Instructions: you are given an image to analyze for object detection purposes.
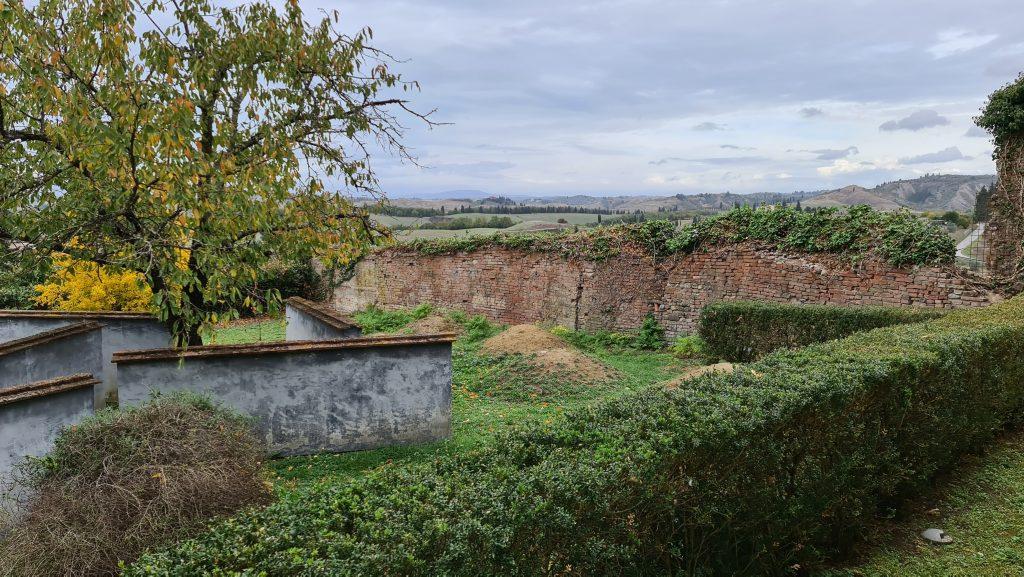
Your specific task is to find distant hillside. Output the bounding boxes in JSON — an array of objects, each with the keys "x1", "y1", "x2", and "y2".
[
  {"x1": 804, "y1": 185, "x2": 903, "y2": 211},
  {"x1": 370, "y1": 174, "x2": 995, "y2": 214},
  {"x1": 806, "y1": 175, "x2": 995, "y2": 212}
]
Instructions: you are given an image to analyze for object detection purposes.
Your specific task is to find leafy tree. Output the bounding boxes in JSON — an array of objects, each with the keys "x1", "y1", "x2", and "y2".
[
  {"x1": 0, "y1": 0, "x2": 428, "y2": 344},
  {"x1": 974, "y1": 185, "x2": 993, "y2": 222}
]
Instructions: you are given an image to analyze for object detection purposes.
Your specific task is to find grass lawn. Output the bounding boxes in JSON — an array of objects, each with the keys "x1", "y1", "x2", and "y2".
[
  {"x1": 206, "y1": 316, "x2": 285, "y2": 345},
  {"x1": 210, "y1": 310, "x2": 700, "y2": 490},
  {"x1": 815, "y1": 427, "x2": 1024, "y2": 577}
]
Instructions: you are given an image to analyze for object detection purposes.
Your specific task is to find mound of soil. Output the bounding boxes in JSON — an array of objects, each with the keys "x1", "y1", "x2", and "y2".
[
  {"x1": 401, "y1": 314, "x2": 463, "y2": 335},
  {"x1": 664, "y1": 362, "x2": 734, "y2": 389},
  {"x1": 481, "y1": 324, "x2": 619, "y2": 382}
]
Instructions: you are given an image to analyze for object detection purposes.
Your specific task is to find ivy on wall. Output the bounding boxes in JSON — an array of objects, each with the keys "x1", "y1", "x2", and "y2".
[{"x1": 395, "y1": 205, "x2": 956, "y2": 268}]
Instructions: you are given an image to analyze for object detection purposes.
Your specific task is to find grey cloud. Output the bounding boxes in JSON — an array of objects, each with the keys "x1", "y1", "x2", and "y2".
[
  {"x1": 811, "y1": 146, "x2": 859, "y2": 160},
  {"x1": 900, "y1": 146, "x2": 968, "y2": 164},
  {"x1": 428, "y1": 161, "x2": 515, "y2": 175},
  {"x1": 649, "y1": 157, "x2": 684, "y2": 166},
  {"x1": 799, "y1": 107, "x2": 824, "y2": 118},
  {"x1": 316, "y1": 0, "x2": 1007, "y2": 195},
  {"x1": 650, "y1": 156, "x2": 769, "y2": 166},
  {"x1": 879, "y1": 110, "x2": 951, "y2": 131},
  {"x1": 692, "y1": 122, "x2": 727, "y2": 131},
  {"x1": 964, "y1": 126, "x2": 990, "y2": 138},
  {"x1": 721, "y1": 144, "x2": 756, "y2": 150}
]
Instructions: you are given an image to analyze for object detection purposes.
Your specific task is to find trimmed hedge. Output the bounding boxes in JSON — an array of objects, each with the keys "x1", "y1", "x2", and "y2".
[
  {"x1": 126, "y1": 297, "x2": 1024, "y2": 576},
  {"x1": 699, "y1": 300, "x2": 947, "y2": 362}
]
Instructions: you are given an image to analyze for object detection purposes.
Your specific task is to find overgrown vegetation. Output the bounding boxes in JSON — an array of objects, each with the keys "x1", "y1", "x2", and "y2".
[
  {"x1": 353, "y1": 303, "x2": 437, "y2": 333},
  {"x1": 0, "y1": 394, "x2": 269, "y2": 577},
  {"x1": 126, "y1": 296, "x2": 1024, "y2": 575},
  {"x1": 699, "y1": 300, "x2": 947, "y2": 362},
  {"x1": 552, "y1": 313, "x2": 666, "y2": 351},
  {"x1": 399, "y1": 206, "x2": 956, "y2": 267},
  {"x1": 976, "y1": 72, "x2": 1024, "y2": 150},
  {"x1": 0, "y1": 261, "x2": 45, "y2": 309}
]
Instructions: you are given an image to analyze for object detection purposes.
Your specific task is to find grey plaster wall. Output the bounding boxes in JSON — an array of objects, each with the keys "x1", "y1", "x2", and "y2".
[
  {"x1": 0, "y1": 384, "x2": 93, "y2": 479},
  {"x1": 285, "y1": 303, "x2": 362, "y2": 341},
  {"x1": 0, "y1": 316, "x2": 73, "y2": 343},
  {"x1": 0, "y1": 327, "x2": 103, "y2": 390},
  {"x1": 0, "y1": 314, "x2": 171, "y2": 407},
  {"x1": 115, "y1": 342, "x2": 452, "y2": 456}
]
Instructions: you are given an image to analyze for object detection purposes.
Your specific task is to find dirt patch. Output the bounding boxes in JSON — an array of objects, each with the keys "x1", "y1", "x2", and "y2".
[
  {"x1": 401, "y1": 314, "x2": 463, "y2": 336},
  {"x1": 664, "y1": 362, "x2": 734, "y2": 389},
  {"x1": 481, "y1": 324, "x2": 619, "y2": 382}
]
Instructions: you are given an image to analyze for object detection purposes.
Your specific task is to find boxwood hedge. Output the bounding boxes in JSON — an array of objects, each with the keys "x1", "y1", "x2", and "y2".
[
  {"x1": 699, "y1": 300, "x2": 947, "y2": 362},
  {"x1": 126, "y1": 297, "x2": 1024, "y2": 576}
]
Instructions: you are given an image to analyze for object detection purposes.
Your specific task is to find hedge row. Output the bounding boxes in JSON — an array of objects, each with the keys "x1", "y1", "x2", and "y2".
[
  {"x1": 699, "y1": 300, "x2": 947, "y2": 362},
  {"x1": 127, "y1": 297, "x2": 1024, "y2": 576},
  {"x1": 396, "y1": 205, "x2": 956, "y2": 267}
]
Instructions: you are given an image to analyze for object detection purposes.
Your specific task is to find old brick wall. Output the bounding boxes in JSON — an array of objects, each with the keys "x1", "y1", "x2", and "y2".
[
  {"x1": 986, "y1": 134, "x2": 1024, "y2": 277},
  {"x1": 333, "y1": 248, "x2": 589, "y2": 329},
  {"x1": 332, "y1": 244, "x2": 994, "y2": 337}
]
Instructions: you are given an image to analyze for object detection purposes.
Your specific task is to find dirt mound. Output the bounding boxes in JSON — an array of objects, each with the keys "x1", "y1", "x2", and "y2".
[
  {"x1": 481, "y1": 324, "x2": 619, "y2": 382},
  {"x1": 664, "y1": 362, "x2": 734, "y2": 389},
  {"x1": 402, "y1": 314, "x2": 462, "y2": 335}
]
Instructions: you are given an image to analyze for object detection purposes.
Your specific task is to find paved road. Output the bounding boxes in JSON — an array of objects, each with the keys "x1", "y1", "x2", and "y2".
[{"x1": 957, "y1": 223, "x2": 986, "y2": 258}]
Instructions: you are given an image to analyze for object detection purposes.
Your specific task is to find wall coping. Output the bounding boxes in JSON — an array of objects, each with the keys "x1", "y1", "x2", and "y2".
[
  {"x1": 0, "y1": 309, "x2": 156, "y2": 321},
  {"x1": 0, "y1": 321, "x2": 103, "y2": 357},
  {"x1": 285, "y1": 297, "x2": 360, "y2": 330},
  {"x1": 112, "y1": 333, "x2": 457, "y2": 364},
  {"x1": 0, "y1": 373, "x2": 99, "y2": 406}
]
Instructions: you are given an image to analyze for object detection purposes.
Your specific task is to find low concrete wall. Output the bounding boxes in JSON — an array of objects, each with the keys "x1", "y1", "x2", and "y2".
[
  {"x1": 0, "y1": 323, "x2": 103, "y2": 391},
  {"x1": 0, "y1": 311, "x2": 171, "y2": 406},
  {"x1": 113, "y1": 334, "x2": 456, "y2": 456},
  {"x1": 285, "y1": 297, "x2": 362, "y2": 341},
  {"x1": 0, "y1": 374, "x2": 97, "y2": 479}
]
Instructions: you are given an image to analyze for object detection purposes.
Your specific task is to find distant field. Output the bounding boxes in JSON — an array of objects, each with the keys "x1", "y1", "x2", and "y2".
[
  {"x1": 390, "y1": 227, "x2": 508, "y2": 240},
  {"x1": 373, "y1": 211, "x2": 605, "y2": 228}
]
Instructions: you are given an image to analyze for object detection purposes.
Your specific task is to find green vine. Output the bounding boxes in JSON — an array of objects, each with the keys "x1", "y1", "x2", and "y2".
[{"x1": 393, "y1": 206, "x2": 955, "y2": 267}]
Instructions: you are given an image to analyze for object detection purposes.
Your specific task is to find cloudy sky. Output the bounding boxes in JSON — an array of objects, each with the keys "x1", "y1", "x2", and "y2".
[{"x1": 305, "y1": 0, "x2": 1018, "y2": 197}]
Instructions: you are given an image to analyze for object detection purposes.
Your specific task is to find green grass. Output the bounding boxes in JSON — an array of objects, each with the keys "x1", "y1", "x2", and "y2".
[
  {"x1": 816, "y1": 428, "x2": 1024, "y2": 577},
  {"x1": 224, "y1": 306, "x2": 699, "y2": 487},
  {"x1": 206, "y1": 317, "x2": 286, "y2": 345},
  {"x1": 206, "y1": 310, "x2": 699, "y2": 491}
]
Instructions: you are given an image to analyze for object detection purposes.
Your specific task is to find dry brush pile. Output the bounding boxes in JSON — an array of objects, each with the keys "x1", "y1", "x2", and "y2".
[{"x1": 0, "y1": 394, "x2": 270, "y2": 577}]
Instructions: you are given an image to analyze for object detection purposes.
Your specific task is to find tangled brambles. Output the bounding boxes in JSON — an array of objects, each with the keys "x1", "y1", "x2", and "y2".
[{"x1": 0, "y1": 393, "x2": 270, "y2": 577}]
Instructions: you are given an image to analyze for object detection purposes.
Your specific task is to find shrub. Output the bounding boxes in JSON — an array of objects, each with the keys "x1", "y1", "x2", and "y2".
[
  {"x1": 670, "y1": 334, "x2": 707, "y2": 359},
  {"x1": 0, "y1": 394, "x2": 270, "y2": 577},
  {"x1": 256, "y1": 259, "x2": 330, "y2": 304},
  {"x1": 352, "y1": 303, "x2": 434, "y2": 333},
  {"x1": 555, "y1": 317, "x2": 666, "y2": 352},
  {"x1": 0, "y1": 263, "x2": 45, "y2": 309},
  {"x1": 634, "y1": 313, "x2": 666, "y2": 350},
  {"x1": 699, "y1": 300, "x2": 947, "y2": 362},
  {"x1": 33, "y1": 254, "x2": 153, "y2": 312},
  {"x1": 446, "y1": 311, "x2": 501, "y2": 343},
  {"x1": 127, "y1": 297, "x2": 1024, "y2": 576}
]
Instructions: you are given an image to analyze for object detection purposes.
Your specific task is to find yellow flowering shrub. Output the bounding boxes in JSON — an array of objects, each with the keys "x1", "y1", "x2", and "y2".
[{"x1": 35, "y1": 255, "x2": 154, "y2": 312}]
